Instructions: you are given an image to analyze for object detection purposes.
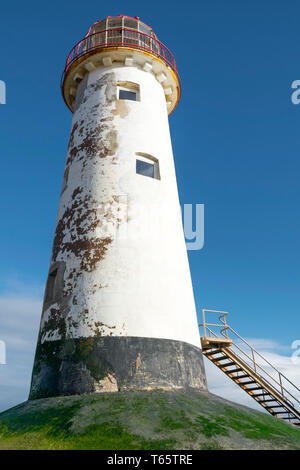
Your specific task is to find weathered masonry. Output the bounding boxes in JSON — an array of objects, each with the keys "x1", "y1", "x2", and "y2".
[{"x1": 30, "y1": 15, "x2": 207, "y2": 399}]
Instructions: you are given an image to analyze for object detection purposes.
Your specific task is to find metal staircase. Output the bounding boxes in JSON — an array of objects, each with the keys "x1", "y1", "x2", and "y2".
[{"x1": 200, "y1": 309, "x2": 300, "y2": 426}]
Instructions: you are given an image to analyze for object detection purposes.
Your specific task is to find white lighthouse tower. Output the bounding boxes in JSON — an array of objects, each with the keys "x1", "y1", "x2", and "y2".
[{"x1": 30, "y1": 15, "x2": 207, "y2": 398}]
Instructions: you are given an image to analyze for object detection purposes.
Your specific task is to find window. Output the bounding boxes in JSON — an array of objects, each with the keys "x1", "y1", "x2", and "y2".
[
  {"x1": 117, "y1": 81, "x2": 140, "y2": 101},
  {"x1": 119, "y1": 89, "x2": 137, "y2": 101},
  {"x1": 45, "y1": 269, "x2": 58, "y2": 303},
  {"x1": 136, "y1": 153, "x2": 160, "y2": 180},
  {"x1": 136, "y1": 159, "x2": 154, "y2": 178}
]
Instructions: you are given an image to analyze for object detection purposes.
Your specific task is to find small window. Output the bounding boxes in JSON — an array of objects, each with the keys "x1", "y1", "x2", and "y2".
[
  {"x1": 136, "y1": 153, "x2": 160, "y2": 180},
  {"x1": 119, "y1": 89, "x2": 137, "y2": 101},
  {"x1": 117, "y1": 81, "x2": 140, "y2": 101},
  {"x1": 136, "y1": 159, "x2": 154, "y2": 178},
  {"x1": 45, "y1": 269, "x2": 58, "y2": 303}
]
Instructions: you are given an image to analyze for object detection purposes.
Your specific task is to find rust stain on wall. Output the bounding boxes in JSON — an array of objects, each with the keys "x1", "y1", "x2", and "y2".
[
  {"x1": 52, "y1": 187, "x2": 114, "y2": 276},
  {"x1": 113, "y1": 100, "x2": 129, "y2": 118},
  {"x1": 136, "y1": 352, "x2": 141, "y2": 370}
]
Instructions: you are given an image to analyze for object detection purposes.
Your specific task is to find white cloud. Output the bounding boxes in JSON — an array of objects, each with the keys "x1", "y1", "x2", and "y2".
[
  {"x1": 0, "y1": 290, "x2": 42, "y2": 412},
  {"x1": 244, "y1": 338, "x2": 292, "y2": 353}
]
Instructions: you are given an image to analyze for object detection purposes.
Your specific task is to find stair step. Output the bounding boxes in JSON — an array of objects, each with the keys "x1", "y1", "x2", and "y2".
[
  {"x1": 264, "y1": 405, "x2": 286, "y2": 409},
  {"x1": 244, "y1": 386, "x2": 264, "y2": 391},
  {"x1": 232, "y1": 374, "x2": 250, "y2": 379},
  {"x1": 219, "y1": 362, "x2": 236, "y2": 368},
  {"x1": 202, "y1": 328, "x2": 300, "y2": 424},
  {"x1": 236, "y1": 380, "x2": 256, "y2": 385},
  {"x1": 252, "y1": 392, "x2": 271, "y2": 397},
  {"x1": 206, "y1": 350, "x2": 224, "y2": 357},
  {"x1": 211, "y1": 356, "x2": 230, "y2": 362},
  {"x1": 225, "y1": 368, "x2": 243, "y2": 374},
  {"x1": 259, "y1": 399, "x2": 278, "y2": 403}
]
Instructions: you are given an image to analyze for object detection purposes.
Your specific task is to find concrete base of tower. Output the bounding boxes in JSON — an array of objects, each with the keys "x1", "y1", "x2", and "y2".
[{"x1": 29, "y1": 337, "x2": 207, "y2": 399}]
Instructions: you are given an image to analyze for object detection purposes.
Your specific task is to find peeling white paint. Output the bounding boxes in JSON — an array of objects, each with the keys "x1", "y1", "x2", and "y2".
[{"x1": 40, "y1": 63, "x2": 201, "y2": 349}]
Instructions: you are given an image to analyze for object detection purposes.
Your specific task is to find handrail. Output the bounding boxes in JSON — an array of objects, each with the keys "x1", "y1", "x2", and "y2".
[
  {"x1": 61, "y1": 27, "x2": 181, "y2": 92},
  {"x1": 227, "y1": 335, "x2": 300, "y2": 408},
  {"x1": 200, "y1": 309, "x2": 300, "y2": 415},
  {"x1": 225, "y1": 324, "x2": 300, "y2": 393},
  {"x1": 203, "y1": 323, "x2": 295, "y2": 403}
]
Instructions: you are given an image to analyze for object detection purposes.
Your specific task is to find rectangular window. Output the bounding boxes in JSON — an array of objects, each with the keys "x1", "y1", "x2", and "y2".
[
  {"x1": 119, "y1": 89, "x2": 137, "y2": 101},
  {"x1": 136, "y1": 159, "x2": 155, "y2": 178},
  {"x1": 136, "y1": 153, "x2": 160, "y2": 180},
  {"x1": 117, "y1": 82, "x2": 140, "y2": 101},
  {"x1": 45, "y1": 269, "x2": 58, "y2": 303}
]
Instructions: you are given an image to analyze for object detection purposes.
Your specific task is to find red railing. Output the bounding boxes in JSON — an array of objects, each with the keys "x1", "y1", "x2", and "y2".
[{"x1": 61, "y1": 28, "x2": 181, "y2": 92}]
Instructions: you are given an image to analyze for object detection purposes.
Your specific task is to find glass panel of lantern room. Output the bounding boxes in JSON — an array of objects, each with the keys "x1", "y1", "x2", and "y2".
[
  {"x1": 151, "y1": 31, "x2": 160, "y2": 55},
  {"x1": 107, "y1": 18, "x2": 122, "y2": 44},
  {"x1": 124, "y1": 18, "x2": 138, "y2": 29},
  {"x1": 108, "y1": 17, "x2": 122, "y2": 28},
  {"x1": 138, "y1": 22, "x2": 151, "y2": 34},
  {"x1": 123, "y1": 18, "x2": 138, "y2": 45},
  {"x1": 138, "y1": 22, "x2": 151, "y2": 49},
  {"x1": 107, "y1": 28, "x2": 122, "y2": 45},
  {"x1": 88, "y1": 20, "x2": 107, "y2": 49},
  {"x1": 123, "y1": 28, "x2": 138, "y2": 46},
  {"x1": 94, "y1": 20, "x2": 107, "y2": 32}
]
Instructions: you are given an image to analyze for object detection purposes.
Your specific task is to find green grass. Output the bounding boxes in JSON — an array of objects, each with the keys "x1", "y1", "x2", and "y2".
[{"x1": 0, "y1": 390, "x2": 300, "y2": 450}]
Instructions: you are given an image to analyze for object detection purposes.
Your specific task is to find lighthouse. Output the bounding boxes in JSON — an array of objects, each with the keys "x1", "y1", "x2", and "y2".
[{"x1": 30, "y1": 15, "x2": 207, "y2": 399}]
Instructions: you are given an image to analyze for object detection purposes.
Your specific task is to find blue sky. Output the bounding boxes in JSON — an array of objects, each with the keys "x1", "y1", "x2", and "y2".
[{"x1": 0, "y1": 0, "x2": 299, "y2": 411}]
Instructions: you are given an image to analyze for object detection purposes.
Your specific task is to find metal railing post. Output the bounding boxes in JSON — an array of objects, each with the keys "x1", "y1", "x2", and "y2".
[
  {"x1": 223, "y1": 315, "x2": 228, "y2": 338},
  {"x1": 251, "y1": 349, "x2": 257, "y2": 373},
  {"x1": 202, "y1": 309, "x2": 207, "y2": 338},
  {"x1": 279, "y1": 373, "x2": 284, "y2": 398}
]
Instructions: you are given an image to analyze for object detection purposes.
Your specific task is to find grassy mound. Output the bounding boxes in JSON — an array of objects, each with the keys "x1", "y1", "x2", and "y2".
[{"x1": 0, "y1": 390, "x2": 300, "y2": 450}]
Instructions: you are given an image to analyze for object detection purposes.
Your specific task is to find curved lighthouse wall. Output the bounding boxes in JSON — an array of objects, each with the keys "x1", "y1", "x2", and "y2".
[{"x1": 30, "y1": 64, "x2": 207, "y2": 398}]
